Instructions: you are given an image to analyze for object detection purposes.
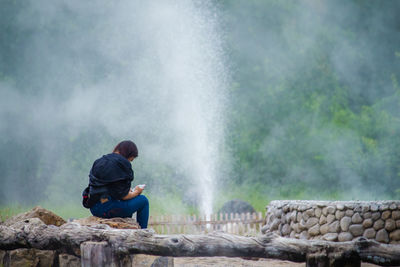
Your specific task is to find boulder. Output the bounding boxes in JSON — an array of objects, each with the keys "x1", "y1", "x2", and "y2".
[
  {"x1": 3, "y1": 206, "x2": 66, "y2": 227},
  {"x1": 219, "y1": 199, "x2": 256, "y2": 214}
]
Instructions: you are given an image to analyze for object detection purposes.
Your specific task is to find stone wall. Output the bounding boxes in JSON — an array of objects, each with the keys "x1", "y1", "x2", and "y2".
[{"x1": 262, "y1": 200, "x2": 400, "y2": 244}]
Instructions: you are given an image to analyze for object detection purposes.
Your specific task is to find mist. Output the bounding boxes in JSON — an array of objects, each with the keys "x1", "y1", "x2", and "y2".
[
  {"x1": 1, "y1": 0, "x2": 400, "y2": 215},
  {"x1": 0, "y1": 0, "x2": 228, "y2": 214}
]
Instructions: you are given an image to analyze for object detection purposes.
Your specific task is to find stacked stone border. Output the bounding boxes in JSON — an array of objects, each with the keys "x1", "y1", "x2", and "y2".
[{"x1": 262, "y1": 200, "x2": 400, "y2": 244}]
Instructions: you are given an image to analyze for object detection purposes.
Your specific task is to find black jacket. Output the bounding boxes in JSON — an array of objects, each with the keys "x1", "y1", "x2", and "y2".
[{"x1": 88, "y1": 153, "x2": 134, "y2": 200}]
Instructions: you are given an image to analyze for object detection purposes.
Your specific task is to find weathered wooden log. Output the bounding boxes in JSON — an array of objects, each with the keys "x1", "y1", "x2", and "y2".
[{"x1": 1, "y1": 220, "x2": 400, "y2": 266}]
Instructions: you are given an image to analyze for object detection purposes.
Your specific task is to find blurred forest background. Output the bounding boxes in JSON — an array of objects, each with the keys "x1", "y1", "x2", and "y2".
[{"x1": 1, "y1": 0, "x2": 400, "y2": 219}]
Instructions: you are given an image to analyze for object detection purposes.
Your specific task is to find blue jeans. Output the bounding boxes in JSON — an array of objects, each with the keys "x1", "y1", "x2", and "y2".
[{"x1": 90, "y1": 195, "x2": 149, "y2": 228}]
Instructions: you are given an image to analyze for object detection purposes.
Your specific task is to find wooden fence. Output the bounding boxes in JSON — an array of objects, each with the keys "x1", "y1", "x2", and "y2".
[{"x1": 148, "y1": 212, "x2": 264, "y2": 235}]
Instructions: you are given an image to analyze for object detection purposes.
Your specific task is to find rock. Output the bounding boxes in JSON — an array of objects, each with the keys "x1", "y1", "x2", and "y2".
[
  {"x1": 351, "y1": 213, "x2": 363, "y2": 224},
  {"x1": 362, "y1": 218, "x2": 373, "y2": 228},
  {"x1": 322, "y1": 233, "x2": 338, "y2": 241},
  {"x1": 319, "y1": 215, "x2": 327, "y2": 225},
  {"x1": 380, "y1": 205, "x2": 389, "y2": 211},
  {"x1": 8, "y1": 249, "x2": 56, "y2": 267},
  {"x1": 363, "y1": 212, "x2": 372, "y2": 219},
  {"x1": 281, "y1": 224, "x2": 291, "y2": 236},
  {"x1": 392, "y1": 211, "x2": 400, "y2": 220},
  {"x1": 274, "y1": 209, "x2": 283, "y2": 218},
  {"x1": 292, "y1": 223, "x2": 300, "y2": 233},
  {"x1": 335, "y1": 210, "x2": 345, "y2": 220},
  {"x1": 340, "y1": 216, "x2": 352, "y2": 232},
  {"x1": 382, "y1": 211, "x2": 391, "y2": 220},
  {"x1": 305, "y1": 217, "x2": 319, "y2": 229},
  {"x1": 4, "y1": 206, "x2": 66, "y2": 227},
  {"x1": 315, "y1": 208, "x2": 322, "y2": 218},
  {"x1": 305, "y1": 209, "x2": 315, "y2": 217},
  {"x1": 282, "y1": 205, "x2": 290, "y2": 212},
  {"x1": 290, "y1": 231, "x2": 296, "y2": 238},
  {"x1": 322, "y1": 207, "x2": 328, "y2": 216},
  {"x1": 373, "y1": 219, "x2": 385, "y2": 231},
  {"x1": 59, "y1": 253, "x2": 80, "y2": 267},
  {"x1": 297, "y1": 212, "x2": 302, "y2": 223},
  {"x1": 219, "y1": 200, "x2": 256, "y2": 214},
  {"x1": 390, "y1": 203, "x2": 397, "y2": 210},
  {"x1": 349, "y1": 224, "x2": 364, "y2": 237},
  {"x1": 328, "y1": 221, "x2": 340, "y2": 233},
  {"x1": 336, "y1": 204, "x2": 345, "y2": 210},
  {"x1": 396, "y1": 220, "x2": 400, "y2": 228},
  {"x1": 376, "y1": 229, "x2": 389, "y2": 243},
  {"x1": 308, "y1": 224, "x2": 320, "y2": 236},
  {"x1": 389, "y1": 229, "x2": 400, "y2": 241},
  {"x1": 299, "y1": 219, "x2": 307, "y2": 231},
  {"x1": 320, "y1": 224, "x2": 329, "y2": 235},
  {"x1": 299, "y1": 231, "x2": 309, "y2": 240},
  {"x1": 338, "y1": 232, "x2": 353, "y2": 242},
  {"x1": 363, "y1": 228, "x2": 376, "y2": 239},
  {"x1": 385, "y1": 219, "x2": 396, "y2": 231},
  {"x1": 371, "y1": 212, "x2": 381, "y2": 221},
  {"x1": 361, "y1": 205, "x2": 370, "y2": 213},
  {"x1": 345, "y1": 210, "x2": 354, "y2": 217},
  {"x1": 74, "y1": 216, "x2": 140, "y2": 229},
  {"x1": 327, "y1": 206, "x2": 336, "y2": 214},
  {"x1": 326, "y1": 214, "x2": 336, "y2": 224},
  {"x1": 302, "y1": 212, "x2": 310, "y2": 221},
  {"x1": 371, "y1": 205, "x2": 379, "y2": 212},
  {"x1": 290, "y1": 211, "x2": 297, "y2": 222}
]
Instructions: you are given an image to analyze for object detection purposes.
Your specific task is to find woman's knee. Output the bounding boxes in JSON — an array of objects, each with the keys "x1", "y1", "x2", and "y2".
[{"x1": 137, "y1": 195, "x2": 149, "y2": 206}]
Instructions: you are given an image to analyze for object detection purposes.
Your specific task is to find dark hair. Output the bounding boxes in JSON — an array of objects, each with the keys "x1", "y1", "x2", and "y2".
[{"x1": 113, "y1": 140, "x2": 138, "y2": 159}]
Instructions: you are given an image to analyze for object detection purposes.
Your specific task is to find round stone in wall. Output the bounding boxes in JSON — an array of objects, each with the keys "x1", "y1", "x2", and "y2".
[
  {"x1": 319, "y1": 215, "x2": 327, "y2": 225},
  {"x1": 308, "y1": 224, "x2": 320, "y2": 236},
  {"x1": 373, "y1": 219, "x2": 385, "y2": 231},
  {"x1": 392, "y1": 211, "x2": 400, "y2": 220},
  {"x1": 338, "y1": 232, "x2": 353, "y2": 242},
  {"x1": 382, "y1": 210, "x2": 391, "y2": 220},
  {"x1": 328, "y1": 221, "x2": 340, "y2": 233},
  {"x1": 376, "y1": 229, "x2": 389, "y2": 243},
  {"x1": 349, "y1": 224, "x2": 364, "y2": 237},
  {"x1": 363, "y1": 228, "x2": 376, "y2": 239},
  {"x1": 371, "y1": 212, "x2": 381, "y2": 221},
  {"x1": 326, "y1": 206, "x2": 336, "y2": 214},
  {"x1": 300, "y1": 230, "x2": 309, "y2": 240},
  {"x1": 305, "y1": 217, "x2": 319, "y2": 229},
  {"x1": 315, "y1": 208, "x2": 322, "y2": 218},
  {"x1": 389, "y1": 229, "x2": 400, "y2": 241},
  {"x1": 335, "y1": 210, "x2": 345, "y2": 220},
  {"x1": 327, "y1": 214, "x2": 335, "y2": 224},
  {"x1": 322, "y1": 233, "x2": 338, "y2": 241},
  {"x1": 320, "y1": 223, "x2": 329, "y2": 235},
  {"x1": 345, "y1": 210, "x2": 354, "y2": 217},
  {"x1": 281, "y1": 223, "x2": 291, "y2": 236},
  {"x1": 340, "y1": 216, "x2": 352, "y2": 232},
  {"x1": 385, "y1": 219, "x2": 396, "y2": 232},
  {"x1": 352, "y1": 213, "x2": 363, "y2": 224},
  {"x1": 363, "y1": 218, "x2": 373, "y2": 228}
]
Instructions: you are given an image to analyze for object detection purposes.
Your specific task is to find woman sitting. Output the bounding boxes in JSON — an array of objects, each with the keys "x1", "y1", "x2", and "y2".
[{"x1": 87, "y1": 140, "x2": 149, "y2": 228}]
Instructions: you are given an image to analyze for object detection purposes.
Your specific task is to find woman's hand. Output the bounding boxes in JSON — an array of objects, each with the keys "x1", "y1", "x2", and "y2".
[
  {"x1": 122, "y1": 187, "x2": 141, "y2": 200},
  {"x1": 133, "y1": 186, "x2": 144, "y2": 195}
]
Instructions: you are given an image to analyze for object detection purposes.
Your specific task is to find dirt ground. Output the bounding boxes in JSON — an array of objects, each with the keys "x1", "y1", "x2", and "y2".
[{"x1": 173, "y1": 257, "x2": 380, "y2": 267}]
